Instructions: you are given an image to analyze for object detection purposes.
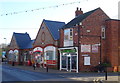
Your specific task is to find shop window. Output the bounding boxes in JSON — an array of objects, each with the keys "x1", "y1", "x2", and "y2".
[
  {"x1": 62, "y1": 56, "x2": 67, "y2": 68},
  {"x1": 46, "y1": 51, "x2": 55, "y2": 60},
  {"x1": 71, "y1": 56, "x2": 77, "y2": 69}
]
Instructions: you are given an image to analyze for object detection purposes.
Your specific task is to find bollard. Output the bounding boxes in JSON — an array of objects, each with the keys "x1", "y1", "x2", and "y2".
[
  {"x1": 105, "y1": 67, "x2": 107, "y2": 80},
  {"x1": 46, "y1": 65, "x2": 48, "y2": 72},
  {"x1": 12, "y1": 62, "x2": 14, "y2": 66}
]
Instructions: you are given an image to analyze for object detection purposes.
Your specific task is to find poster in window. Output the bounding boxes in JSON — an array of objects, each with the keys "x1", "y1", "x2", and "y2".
[
  {"x1": 81, "y1": 45, "x2": 91, "y2": 52},
  {"x1": 92, "y1": 45, "x2": 98, "y2": 53},
  {"x1": 84, "y1": 57, "x2": 90, "y2": 65}
]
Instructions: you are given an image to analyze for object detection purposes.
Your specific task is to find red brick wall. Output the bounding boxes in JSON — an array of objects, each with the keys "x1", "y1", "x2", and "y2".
[
  {"x1": 59, "y1": 29, "x2": 64, "y2": 47},
  {"x1": 106, "y1": 20, "x2": 119, "y2": 67},
  {"x1": 79, "y1": 36, "x2": 101, "y2": 71}
]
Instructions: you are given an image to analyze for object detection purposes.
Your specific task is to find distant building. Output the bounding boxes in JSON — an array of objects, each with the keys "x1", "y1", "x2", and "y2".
[
  {"x1": 8, "y1": 32, "x2": 34, "y2": 65},
  {"x1": 59, "y1": 7, "x2": 119, "y2": 72}
]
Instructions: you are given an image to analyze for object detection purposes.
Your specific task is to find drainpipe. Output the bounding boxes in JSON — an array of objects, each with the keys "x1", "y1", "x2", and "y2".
[{"x1": 78, "y1": 24, "x2": 81, "y2": 72}]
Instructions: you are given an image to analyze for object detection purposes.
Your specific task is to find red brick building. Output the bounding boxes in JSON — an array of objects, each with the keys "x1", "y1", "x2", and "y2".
[
  {"x1": 59, "y1": 7, "x2": 119, "y2": 72},
  {"x1": 33, "y1": 19, "x2": 65, "y2": 68}
]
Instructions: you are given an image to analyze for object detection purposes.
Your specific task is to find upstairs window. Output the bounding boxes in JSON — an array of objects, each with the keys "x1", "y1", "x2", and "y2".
[
  {"x1": 64, "y1": 29, "x2": 73, "y2": 41},
  {"x1": 101, "y1": 26, "x2": 105, "y2": 39},
  {"x1": 64, "y1": 28, "x2": 73, "y2": 46}
]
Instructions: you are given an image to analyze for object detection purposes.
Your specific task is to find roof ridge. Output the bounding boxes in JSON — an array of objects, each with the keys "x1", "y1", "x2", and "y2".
[
  {"x1": 43, "y1": 19, "x2": 65, "y2": 23},
  {"x1": 62, "y1": 7, "x2": 100, "y2": 28},
  {"x1": 13, "y1": 32, "x2": 28, "y2": 35}
]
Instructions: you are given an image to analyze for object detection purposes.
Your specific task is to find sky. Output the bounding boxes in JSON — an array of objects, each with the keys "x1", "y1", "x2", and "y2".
[{"x1": 0, "y1": 0, "x2": 119, "y2": 45}]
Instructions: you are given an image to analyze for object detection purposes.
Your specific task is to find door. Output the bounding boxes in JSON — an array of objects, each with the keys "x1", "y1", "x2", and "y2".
[{"x1": 67, "y1": 56, "x2": 71, "y2": 71}]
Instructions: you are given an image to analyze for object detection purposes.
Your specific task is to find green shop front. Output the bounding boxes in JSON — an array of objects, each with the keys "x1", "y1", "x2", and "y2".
[{"x1": 59, "y1": 47, "x2": 78, "y2": 73}]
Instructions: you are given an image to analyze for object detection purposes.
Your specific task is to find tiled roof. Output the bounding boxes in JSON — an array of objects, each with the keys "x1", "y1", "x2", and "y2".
[
  {"x1": 43, "y1": 19, "x2": 65, "y2": 40},
  {"x1": 25, "y1": 39, "x2": 34, "y2": 49},
  {"x1": 62, "y1": 8, "x2": 100, "y2": 29},
  {"x1": 13, "y1": 32, "x2": 33, "y2": 49}
]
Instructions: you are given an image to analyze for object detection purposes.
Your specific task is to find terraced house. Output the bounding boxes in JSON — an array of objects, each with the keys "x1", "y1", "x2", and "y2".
[{"x1": 59, "y1": 7, "x2": 119, "y2": 72}]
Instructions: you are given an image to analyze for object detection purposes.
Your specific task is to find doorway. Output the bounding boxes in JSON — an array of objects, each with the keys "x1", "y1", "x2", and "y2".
[{"x1": 67, "y1": 56, "x2": 71, "y2": 71}]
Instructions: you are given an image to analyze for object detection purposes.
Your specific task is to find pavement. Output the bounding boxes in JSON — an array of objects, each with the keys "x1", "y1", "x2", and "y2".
[{"x1": 2, "y1": 62, "x2": 120, "y2": 82}]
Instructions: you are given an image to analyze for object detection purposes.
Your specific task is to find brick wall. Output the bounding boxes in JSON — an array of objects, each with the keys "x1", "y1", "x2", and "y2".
[
  {"x1": 106, "y1": 19, "x2": 119, "y2": 67},
  {"x1": 33, "y1": 22, "x2": 58, "y2": 48},
  {"x1": 9, "y1": 36, "x2": 19, "y2": 50}
]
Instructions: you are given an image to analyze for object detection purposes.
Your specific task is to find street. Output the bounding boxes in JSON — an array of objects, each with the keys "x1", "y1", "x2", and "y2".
[
  {"x1": 2, "y1": 65, "x2": 73, "y2": 82},
  {"x1": 1, "y1": 63, "x2": 119, "y2": 82}
]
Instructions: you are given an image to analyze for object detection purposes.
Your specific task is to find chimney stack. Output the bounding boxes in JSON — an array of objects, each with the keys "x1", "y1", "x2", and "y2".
[{"x1": 75, "y1": 7, "x2": 83, "y2": 17}]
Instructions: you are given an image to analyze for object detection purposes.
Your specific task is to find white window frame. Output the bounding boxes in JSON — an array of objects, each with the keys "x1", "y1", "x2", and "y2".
[{"x1": 44, "y1": 46, "x2": 56, "y2": 60}]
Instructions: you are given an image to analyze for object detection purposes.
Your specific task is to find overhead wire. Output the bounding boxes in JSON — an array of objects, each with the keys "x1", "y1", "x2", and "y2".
[{"x1": 1, "y1": 1, "x2": 82, "y2": 16}]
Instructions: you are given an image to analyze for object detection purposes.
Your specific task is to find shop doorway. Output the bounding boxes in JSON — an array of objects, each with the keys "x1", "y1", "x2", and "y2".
[
  {"x1": 59, "y1": 47, "x2": 78, "y2": 72},
  {"x1": 67, "y1": 56, "x2": 71, "y2": 71},
  {"x1": 61, "y1": 54, "x2": 77, "y2": 72}
]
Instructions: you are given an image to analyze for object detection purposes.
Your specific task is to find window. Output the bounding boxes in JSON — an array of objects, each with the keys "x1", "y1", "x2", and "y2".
[
  {"x1": 46, "y1": 51, "x2": 54, "y2": 60},
  {"x1": 101, "y1": 27, "x2": 105, "y2": 39},
  {"x1": 62, "y1": 56, "x2": 67, "y2": 68},
  {"x1": 71, "y1": 56, "x2": 77, "y2": 69},
  {"x1": 70, "y1": 29, "x2": 73, "y2": 40},
  {"x1": 64, "y1": 29, "x2": 73, "y2": 46},
  {"x1": 64, "y1": 29, "x2": 73, "y2": 41}
]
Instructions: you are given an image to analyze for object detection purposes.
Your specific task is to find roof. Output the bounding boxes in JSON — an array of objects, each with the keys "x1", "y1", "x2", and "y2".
[
  {"x1": 13, "y1": 32, "x2": 33, "y2": 49},
  {"x1": 105, "y1": 19, "x2": 120, "y2": 21},
  {"x1": 43, "y1": 19, "x2": 65, "y2": 40},
  {"x1": 25, "y1": 39, "x2": 34, "y2": 49},
  {"x1": 62, "y1": 8, "x2": 100, "y2": 29}
]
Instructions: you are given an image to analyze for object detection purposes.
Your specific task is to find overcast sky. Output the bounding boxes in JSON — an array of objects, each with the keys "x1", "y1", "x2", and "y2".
[{"x1": 0, "y1": 0, "x2": 119, "y2": 45}]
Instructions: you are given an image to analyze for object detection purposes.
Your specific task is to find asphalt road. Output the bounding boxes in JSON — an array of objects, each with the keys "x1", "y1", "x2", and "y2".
[
  {"x1": 1, "y1": 64, "x2": 119, "y2": 82},
  {"x1": 2, "y1": 65, "x2": 73, "y2": 82}
]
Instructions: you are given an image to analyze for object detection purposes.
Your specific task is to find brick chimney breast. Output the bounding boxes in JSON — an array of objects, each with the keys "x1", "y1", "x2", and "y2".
[{"x1": 75, "y1": 7, "x2": 83, "y2": 17}]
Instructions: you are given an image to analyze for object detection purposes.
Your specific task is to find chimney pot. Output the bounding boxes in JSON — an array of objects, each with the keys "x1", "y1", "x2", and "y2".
[
  {"x1": 75, "y1": 7, "x2": 83, "y2": 17},
  {"x1": 80, "y1": 8, "x2": 82, "y2": 11},
  {"x1": 77, "y1": 7, "x2": 79, "y2": 10}
]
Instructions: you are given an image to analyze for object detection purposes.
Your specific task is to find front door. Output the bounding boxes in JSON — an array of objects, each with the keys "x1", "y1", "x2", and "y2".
[{"x1": 67, "y1": 56, "x2": 71, "y2": 71}]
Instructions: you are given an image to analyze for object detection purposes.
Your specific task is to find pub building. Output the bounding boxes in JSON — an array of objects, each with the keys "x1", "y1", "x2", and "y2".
[
  {"x1": 33, "y1": 19, "x2": 65, "y2": 68},
  {"x1": 59, "y1": 7, "x2": 119, "y2": 72},
  {"x1": 8, "y1": 32, "x2": 33, "y2": 65}
]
